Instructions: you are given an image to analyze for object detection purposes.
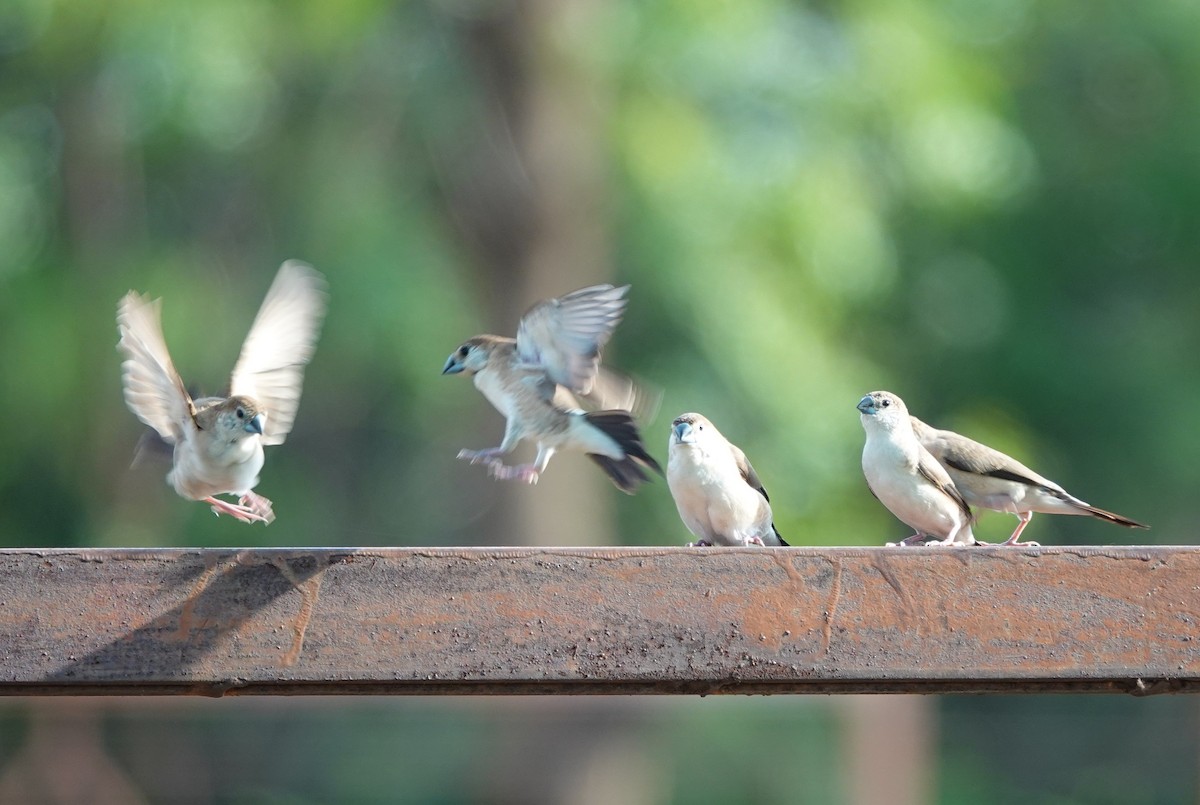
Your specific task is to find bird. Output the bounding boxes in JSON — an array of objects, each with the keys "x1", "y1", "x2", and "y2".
[
  {"x1": 442, "y1": 284, "x2": 662, "y2": 493},
  {"x1": 857, "y1": 391, "x2": 976, "y2": 547},
  {"x1": 666, "y1": 413, "x2": 787, "y2": 547},
  {"x1": 910, "y1": 416, "x2": 1148, "y2": 546},
  {"x1": 116, "y1": 260, "x2": 328, "y2": 524}
]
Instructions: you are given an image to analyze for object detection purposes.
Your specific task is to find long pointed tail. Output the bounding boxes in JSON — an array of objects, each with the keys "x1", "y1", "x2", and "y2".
[
  {"x1": 583, "y1": 410, "x2": 663, "y2": 494},
  {"x1": 1082, "y1": 504, "x2": 1149, "y2": 529}
]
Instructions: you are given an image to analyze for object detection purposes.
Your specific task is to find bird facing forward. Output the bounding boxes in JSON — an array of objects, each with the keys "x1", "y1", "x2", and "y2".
[
  {"x1": 858, "y1": 391, "x2": 976, "y2": 546},
  {"x1": 116, "y1": 261, "x2": 328, "y2": 523},
  {"x1": 666, "y1": 413, "x2": 786, "y2": 547},
  {"x1": 442, "y1": 284, "x2": 661, "y2": 493},
  {"x1": 910, "y1": 416, "x2": 1148, "y2": 546}
]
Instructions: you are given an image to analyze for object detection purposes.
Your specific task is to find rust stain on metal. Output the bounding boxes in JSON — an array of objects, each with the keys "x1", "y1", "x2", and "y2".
[
  {"x1": 3, "y1": 546, "x2": 1200, "y2": 695},
  {"x1": 173, "y1": 554, "x2": 221, "y2": 642},
  {"x1": 871, "y1": 553, "x2": 919, "y2": 637},
  {"x1": 270, "y1": 555, "x2": 327, "y2": 668},
  {"x1": 822, "y1": 557, "x2": 843, "y2": 655}
]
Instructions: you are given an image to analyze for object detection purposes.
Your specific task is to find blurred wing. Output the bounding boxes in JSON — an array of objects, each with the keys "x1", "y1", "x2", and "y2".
[
  {"x1": 516, "y1": 284, "x2": 629, "y2": 393},
  {"x1": 116, "y1": 291, "x2": 194, "y2": 443},
  {"x1": 230, "y1": 261, "x2": 328, "y2": 445},
  {"x1": 578, "y1": 367, "x2": 662, "y2": 422}
]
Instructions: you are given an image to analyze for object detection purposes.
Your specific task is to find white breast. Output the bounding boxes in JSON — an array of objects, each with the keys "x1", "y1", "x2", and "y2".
[{"x1": 668, "y1": 445, "x2": 772, "y2": 546}]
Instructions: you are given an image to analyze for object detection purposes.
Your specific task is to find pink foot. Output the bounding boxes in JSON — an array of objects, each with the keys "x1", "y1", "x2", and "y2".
[
  {"x1": 239, "y1": 492, "x2": 276, "y2": 524},
  {"x1": 744, "y1": 536, "x2": 766, "y2": 546},
  {"x1": 886, "y1": 533, "x2": 928, "y2": 547},
  {"x1": 457, "y1": 448, "x2": 506, "y2": 466},
  {"x1": 489, "y1": 463, "x2": 540, "y2": 484},
  {"x1": 1000, "y1": 536, "x2": 1040, "y2": 547},
  {"x1": 205, "y1": 496, "x2": 271, "y2": 524}
]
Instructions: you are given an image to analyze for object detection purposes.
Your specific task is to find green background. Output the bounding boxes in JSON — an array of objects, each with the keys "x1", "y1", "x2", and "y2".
[{"x1": 0, "y1": 0, "x2": 1195, "y2": 802}]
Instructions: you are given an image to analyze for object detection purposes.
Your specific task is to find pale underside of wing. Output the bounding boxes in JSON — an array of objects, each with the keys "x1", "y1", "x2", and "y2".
[
  {"x1": 516, "y1": 284, "x2": 629, "y2": 394},
  {"x1": 116, "y1": 291, "x2": 193, "y2": 444},
  {"x1": 230, "y1": 261, "x2": 329, "y2": 445}
]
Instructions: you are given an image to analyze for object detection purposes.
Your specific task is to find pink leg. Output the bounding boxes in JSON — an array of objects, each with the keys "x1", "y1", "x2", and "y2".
[
  {"x1": 490, "y1": 463, "x2": 540, "y2": 484},
  {"x1": 239, "y1": 492, "x2": 276, "y2": 524},
  {"x1": 205, "y1": 496, "x2": 271, "y2": 524},
  {"x1": 1000, "y1": 512, "x2": 1039, "y2": 547},
  {"x1": 887, "y1": 532, "x2": 928, "y2": 547},
  {"x1": 457, "y1": 447, "x2": 507, "y2": 466},
  {"x1": 486, "y1": 446, "x2": 555, "y2": 486}
]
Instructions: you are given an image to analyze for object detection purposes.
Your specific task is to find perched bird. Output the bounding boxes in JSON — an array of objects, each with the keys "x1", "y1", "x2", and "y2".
[
  {"x1": 667, "y1": 413, "x2": 787, "y2": 547},
  {"x1": 858, "y1": 391, "x2": 976, "y2": 547},
  {"x1": 116, "y1": 261, "x2": 328, "y2": 523},
  {"x1": 910, "y1": 417, "x2": 1148, "y2": 546},
  {"x1": 442, "y1": 284, "x2": 661, "y2": 492}
]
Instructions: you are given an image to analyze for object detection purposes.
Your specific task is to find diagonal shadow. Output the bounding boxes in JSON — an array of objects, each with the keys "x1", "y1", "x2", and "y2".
[{"x1": 36, "y1": 550, "x2": 351, "y2": 694}]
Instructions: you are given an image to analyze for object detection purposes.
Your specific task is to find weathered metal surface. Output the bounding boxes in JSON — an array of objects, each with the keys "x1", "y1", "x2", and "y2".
[{"x1": 0, "y1": 546, "x2": 1197, "y2": 696}]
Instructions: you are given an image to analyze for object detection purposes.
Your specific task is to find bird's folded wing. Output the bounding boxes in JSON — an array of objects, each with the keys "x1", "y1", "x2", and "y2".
[
  {"x1": 117, "y1": 292, "x2": 193, "y2": 443},
  {"x1": 230, "y1": 261, "x2": 328, "y2": 446},
  {"x1": 937, "y1": 435, "x2": 1058, "y2": 491},
  {"x1": 515, "y1": 284, "x2": 629, "y2": 394},
  {"x1": 732, "y1": 444, "x2": 771, "y2": 503},
  {"x1": 916, "y1": 450, "x2": 974, "y2": 520}
]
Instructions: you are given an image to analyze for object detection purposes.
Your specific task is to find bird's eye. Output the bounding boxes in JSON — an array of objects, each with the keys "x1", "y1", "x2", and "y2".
[
  {"x1": 881, "y1": 399, "x2": 891, "y2": 408},
  {"x1": 698, "y1": 425, "x2": 704, "y2": 430},
  {"x1": 236, "y1": 407, "x2": 245, "y2": 419},
  {"x1": 458, "y1": 345, "x2": 470, "y2": 357}
]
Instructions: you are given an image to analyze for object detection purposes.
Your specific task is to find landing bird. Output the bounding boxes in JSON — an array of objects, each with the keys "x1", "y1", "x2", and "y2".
[
  {"x1": 667, "y1": 413, "x2": 787, "y2": 547},
  {"x1": 910, "y1": 417, "x2": 1148, "y2": 546},
  {"x1": 858, "y1": 391, "x2": 976, "y2": 546},
  {"x1": 442, "y1": 284, "x2": 661, "y2": 492},
  {"x1": 116, "y1": 261, "x2": 328, "y2": 523}
]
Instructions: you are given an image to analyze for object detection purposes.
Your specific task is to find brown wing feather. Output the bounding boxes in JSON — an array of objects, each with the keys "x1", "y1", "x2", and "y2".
[{"x1": 916, "y1": 454, "x2": 974, "y2": 522}]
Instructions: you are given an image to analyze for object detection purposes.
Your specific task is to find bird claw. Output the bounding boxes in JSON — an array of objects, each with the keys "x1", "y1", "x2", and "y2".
[
  {"x1": 206, "y1": 495, "x2": 273, "y2": 524},
  {"x1": 887, "y1": 534, "x2": 928, "y2": 547},
  {"x1": 744, "y1": 536, "x2": 766, "y2": 547},
  {"x1": 457, "y1": 448, "x2": 506, "y2": 466},
  {"x1": 1002, "y1": 538, "x2": 1040, "y2": 547},
  {"x1": 489, "y1": 463, "x2": 540, "y2": 484}
]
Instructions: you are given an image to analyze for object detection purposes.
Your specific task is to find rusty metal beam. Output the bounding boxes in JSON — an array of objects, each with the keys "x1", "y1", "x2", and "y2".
[{"x1": 1, "y1": 546, "x2": 1198, "y2": 696}]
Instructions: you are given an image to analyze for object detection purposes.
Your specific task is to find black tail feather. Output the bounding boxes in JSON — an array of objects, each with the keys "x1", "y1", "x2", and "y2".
[
  {"x1": 584, "y1": 410, "x2": 663, "y2": 494},
  {"x1": 773, "y1": 524, "x2": 788, "y2": 547}
]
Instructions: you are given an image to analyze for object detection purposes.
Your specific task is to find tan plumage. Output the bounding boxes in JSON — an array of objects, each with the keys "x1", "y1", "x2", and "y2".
[
  {"x1": 910, "y1": 416, "x2": 1148, "y2": 546},
  {"x1": 666, "y1": 413, "x2": 785, "y2": 547},
  {"x1": 858, "y1": 391, "x2": 976, "y2": 547},
  {"x1": 116, "y1": 261, "x2": 327, "y2": 523},
  {"x1": 443, "y1": 285, "x2": 661, "y2": 492}
]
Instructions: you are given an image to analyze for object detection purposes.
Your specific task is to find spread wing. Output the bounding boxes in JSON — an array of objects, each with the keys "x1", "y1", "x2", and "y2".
[
  {"x1": 515, "y1": 284, "x2": 629, "y2": 394},
  {"x1": 230, "y1": 261, "x2": 328, "y2": 445},
  {"x1": 116, "y1": 291, "x2": 195, "y2": 443}
]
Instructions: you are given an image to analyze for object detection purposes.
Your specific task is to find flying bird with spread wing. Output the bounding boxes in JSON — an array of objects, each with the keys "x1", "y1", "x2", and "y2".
[
  {"x1": 116, "y1": 261, "x2": 328, "y2": 523},
  {"x1": 442, "y1": 284, "x2": 661, "y2": 493},
  {"x1": 910, "y1": 416, "x2": 1148, "y2": 546},
  {"x1": 667, "y1": 413, "x2": 787, "y2": 547}
]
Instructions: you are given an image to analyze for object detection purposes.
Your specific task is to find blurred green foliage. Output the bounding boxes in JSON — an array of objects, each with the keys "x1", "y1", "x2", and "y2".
[{"x1": 0, "y1": 0, "x2": 1197, "y2": 801}]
